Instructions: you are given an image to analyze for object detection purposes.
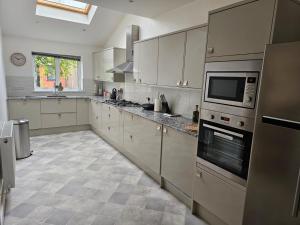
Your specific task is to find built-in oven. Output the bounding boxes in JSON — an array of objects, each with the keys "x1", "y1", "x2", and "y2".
[
  {"x1": 204, "y1": 71, "x2": 259, "y2": 109},
  {"x1": 197, "y1": 119, "x2": 253, "y2": 181}
]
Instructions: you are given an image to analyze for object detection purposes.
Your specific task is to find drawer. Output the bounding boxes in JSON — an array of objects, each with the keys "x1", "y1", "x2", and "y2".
[
  {"x1": 41, "y1": 113, "x2": 77, "y2": 128},
  {"x1": 41, "y1": 99, "x2": 76, "y2": 113},
  {"x1": 193, "y1": 168, "x2": 246, "y2": 225},
  {"x1": 124, "y1": 112, "x2": 142, "y2": 133}
]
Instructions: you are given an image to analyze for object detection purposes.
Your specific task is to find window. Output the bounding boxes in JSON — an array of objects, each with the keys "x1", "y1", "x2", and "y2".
[
  {"x1": 37, "y1": 0, "x2": 91, "y2": 15},
  {"x1": 33, "y1": 52, "x2": 82, "y2": 92}
]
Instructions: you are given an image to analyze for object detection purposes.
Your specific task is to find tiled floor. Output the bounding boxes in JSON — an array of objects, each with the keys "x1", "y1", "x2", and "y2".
[{"x1": 4, "y1": 131, "x2": 207, "y2": 225}]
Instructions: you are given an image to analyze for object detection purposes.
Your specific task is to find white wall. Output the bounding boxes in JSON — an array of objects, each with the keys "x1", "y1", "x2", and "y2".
[
  {"x1": 104, "y1": 0, "x2": 240, "y2": 48},
  {"x1": 3, "y1": 35, "x2": 99, "y2": 96},
  {"x1": 0, "y1": 27, "x2": 8, "y2": 121}
]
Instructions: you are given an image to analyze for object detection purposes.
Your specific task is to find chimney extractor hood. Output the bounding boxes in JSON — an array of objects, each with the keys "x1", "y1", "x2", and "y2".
[{"x1": 107, "y1": 25, "x2": 140, "y2": 74}]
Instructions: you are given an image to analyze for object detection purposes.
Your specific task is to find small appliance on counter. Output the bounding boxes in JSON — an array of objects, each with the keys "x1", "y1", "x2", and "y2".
[
  {"x1": 142, "y1": 97, "x2": 154, "y2": 111},
  {"x1": 110, "y1": 88, "x2": 117, "y2": 100}
]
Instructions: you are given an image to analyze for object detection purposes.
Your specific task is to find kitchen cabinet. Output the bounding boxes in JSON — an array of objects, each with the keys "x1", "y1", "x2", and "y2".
[
  {"x1": 161, "y1": 126, "x2": 197, "y2": 197},
  {"x1": 93, "y1": 48, "x2": 126, "y2": 82},
  {"x1": 41, "y1": 99, "x2": 76, "y2": 113},
  {"x1": 138, "y1": 38, "x2": 159, "y2": 85},
  {"x1": 133, "y1": 42, "x2": 140, "y2": 83},
  {"x1": 206, "y1": 0, "x2": 276, "y2": 61},
  {"x1": 124, "y1": 112, "x2": 162, "y2": 174},
  {"x1": 76, "y1": 99, "x2": 89, "y2": 125},
  {"x1": 41, "y1": 113, "x2": 77, "y2": 128},
  {"x1": 183, "y1": 27, "x2": 207, "y2": 89},
  {"x1": 89, "y1": 100, "x2": 101, "y2": 131},
  {"x1": 157, "y1": 32, "x2": 186, "y2": 87},
  {"x1": 8, "y1": 99, "x2": 41, "y2": 130},
  {"x1": 101, "y1": 104, "x2": 123, "y2": 145},
  {"x1": 193, "y1": 166, "x2": 246, "y2": 225}
]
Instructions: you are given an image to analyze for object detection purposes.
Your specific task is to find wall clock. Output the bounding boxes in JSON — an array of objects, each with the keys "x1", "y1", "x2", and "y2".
[{"x1": 10, "y1": 53, "x2": 26, "y2": 66}]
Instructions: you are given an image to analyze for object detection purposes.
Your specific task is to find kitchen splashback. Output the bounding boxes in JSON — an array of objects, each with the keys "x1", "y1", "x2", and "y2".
[{"x1": 103, "y1": 80, "x2": 202, "y2": 119}]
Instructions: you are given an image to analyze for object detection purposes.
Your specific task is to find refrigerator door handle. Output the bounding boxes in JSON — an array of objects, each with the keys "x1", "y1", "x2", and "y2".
[
  {"x1": 292, "y1": 168, "x2": 300, "y2": 217},
  {"x1": 262, "y1": 116, "x2": 300, "y2": 130}
]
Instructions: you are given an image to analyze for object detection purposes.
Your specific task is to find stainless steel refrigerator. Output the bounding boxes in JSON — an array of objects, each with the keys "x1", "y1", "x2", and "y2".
[{"x1": 243, "y1": 41, "x2": 300, "y2": 225}]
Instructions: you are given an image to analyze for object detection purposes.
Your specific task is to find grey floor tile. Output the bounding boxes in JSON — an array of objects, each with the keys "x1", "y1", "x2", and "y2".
[
  {"x1": 7, "y1": 203, "x2": 38, "y2": 218},
  {"x1": 5, "y1": 131, "x2": 208, "y2": 225}
]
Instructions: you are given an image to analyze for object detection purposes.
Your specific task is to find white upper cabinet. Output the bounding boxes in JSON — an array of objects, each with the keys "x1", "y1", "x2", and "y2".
[
  {"x1": 133, "y1": 42, "x2": 140, "y2": 83},
  {"x1": 183, "y1": 27, "x2": 207, "y2": 89},
  {"x1": 206, "y1": 0, "x2": 276, "y2": 61},
  {"x1": 139, "y1": 38, "x2": 159, "y2": 85},
  {"x1": 157, "y1": 32, "x2": 186, "y2": 87},
  {"x1": 93, "y1": 48, "x2": 126, "y2": 82}
]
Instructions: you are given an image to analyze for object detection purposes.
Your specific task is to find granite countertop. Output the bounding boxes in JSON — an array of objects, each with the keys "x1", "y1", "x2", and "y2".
[
  {"x1": 90, "y1": 96, "x2": 198, "y2": 137},
  {"x1": 7, "y1": 96, "x2": 91, "y2": 100},
  {"x1": 8, "y1": 95, "x2": 198, "y2": 137}
]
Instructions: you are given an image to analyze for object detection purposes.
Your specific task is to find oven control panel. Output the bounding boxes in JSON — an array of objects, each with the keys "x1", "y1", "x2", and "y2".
[
  {"x1": 201, "y1": 109, "x2": 254, "y2": 132},
  {"x1": 243, "y1": 75, "x2": 258, "y2": 108}
]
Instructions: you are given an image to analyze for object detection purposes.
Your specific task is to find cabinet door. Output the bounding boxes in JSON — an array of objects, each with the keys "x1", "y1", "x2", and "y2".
[
  {"x1": 134, "y1": 119, "x2": 162, "y2": 174},
  {"x1": 133, "y1": 43, "x2": 140, "y2": 83},
  {"x1": 193, "y1": 168, "x2": 246, "y2": 225},
  {"x1": 100, "y1": 49, "x2": 114, "y2": 82},
  {"x1": 206, "y1": 0, "x2": 275, "y2": 59},
  {"x1": 158, "y1": 32, "x2": 186, "y2": 87},
  {"x1": 8, "y1": 100, "x2": 41, "y2": 130},
  {"x1": 41, "y1": 113, "x2": 76, "y2": 128},
  {"x1": 76, "y1": 99, "x2": 89, "y2": 125},
  {"x1": 93, "y1": 52, "x2": 103, "y2": 81},
  {"x1": 184, "y1": 27, "x2": 207, "y2": 89},
  {"x1": 41, "y1": 99, "x2": 76, "y2": 113},
  {"x1": 89, "y1": 100, "x2": 101, "y2": 130},
  {"x1": 139, "y1": 38, "x2": 159, "y2": 85},
  {"x1": 161, "y1": 127, "x2": 197, "y2": 197}
]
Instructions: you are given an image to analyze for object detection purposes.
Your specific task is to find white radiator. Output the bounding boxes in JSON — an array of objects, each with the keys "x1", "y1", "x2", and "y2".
[{"x1": 0, "y1": 121, "x2": 16, "y2": 190}]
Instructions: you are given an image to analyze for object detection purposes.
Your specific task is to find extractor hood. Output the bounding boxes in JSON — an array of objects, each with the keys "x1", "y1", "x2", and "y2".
[{"x1": 107, "y1": 25, "x2": 140, "y2": 74}]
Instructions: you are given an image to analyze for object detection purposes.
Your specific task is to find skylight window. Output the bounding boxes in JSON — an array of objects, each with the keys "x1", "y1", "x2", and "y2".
[
  {"x1": 37, "y1": 0, "x2": 92, "y2": 15},
  {"x1": 36, "y1": 0, "x2": 98, "y2": 25}
]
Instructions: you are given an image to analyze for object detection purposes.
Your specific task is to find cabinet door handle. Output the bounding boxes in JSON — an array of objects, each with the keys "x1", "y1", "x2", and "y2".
[
  {"x1": 292, "y1": 168, "x2": 300, "y2": 217},
  {"x1": 163, "y1": 128, "x2": 167, "y2": 134},
  {"x1": 176, "y1": 80, "x2": 182, "y2": 87},
  {"x1": 157, "y1": 126, "x2": 161, "y2": 131},
  {"x1": 108, "y1": 114, "x2": 111, "y2": 118},
  {"x1": 58, "y1": 113, "x2": 62, "y2": 118},
  {"x1": 129, "y1": 135, "x2": 133, "y2": 139},
  {"x1": 108, "y1": 126, "x2": 111, "y2": 130},
  {"x1": 96, "y1": 116, "x2": 98, "y2": 120},
  {"x1": 183, "y1": 80, "x2": 188, "y2": 86},
  {"x1": 139, "y1": 78, "x2": 142, "y2": 83},
  {"x1": 196, "y1": 172, "x2": 203, "y2": 178},
  {"x1": 207, "y1": 47, "x2": 214, "y2": 54}
]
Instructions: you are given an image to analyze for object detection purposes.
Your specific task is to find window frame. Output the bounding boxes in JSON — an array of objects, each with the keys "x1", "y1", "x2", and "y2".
[
  {"x1": 36, "y1": 0, "x2": 92, "y2": 15},
  {"x1": 32, "y1": 53, "x2": 83, "y2": 93}
]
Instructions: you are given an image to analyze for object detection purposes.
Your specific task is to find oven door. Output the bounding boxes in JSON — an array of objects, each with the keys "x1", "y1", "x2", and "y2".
[
  {"x1": 204, "y1": 72, "x2": 252, "y2": 108},
  {"x1": 197, "y1": 120, "x2": 253, "y2": 180}
]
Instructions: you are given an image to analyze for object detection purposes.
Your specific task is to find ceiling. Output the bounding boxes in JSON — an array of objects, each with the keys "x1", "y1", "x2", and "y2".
[{"x1": 0, "y1": 0, "x2": 196, "y2": 46}]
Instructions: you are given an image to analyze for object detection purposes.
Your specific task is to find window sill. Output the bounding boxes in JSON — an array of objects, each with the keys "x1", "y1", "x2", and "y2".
[{"x1": 33, "y1": 90, "x2": 85, "y2": 93}]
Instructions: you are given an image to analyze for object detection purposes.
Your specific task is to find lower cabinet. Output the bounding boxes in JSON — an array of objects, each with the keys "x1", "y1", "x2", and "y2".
[
  {"x1": 89, "y1": 100, "x2": 101, "y2": 131},
  {"x1": 41, "y1": 113, "x2": 77, "y2": 128},
  {"x1": 193, "y1": 166, "x2": 246, "y2": 225},
  {"x1": 76, "y1": 99, "x2": 90, "y2": 125},
  {"x1": 101, "y1": 104, "x2": 124, "y2": 145},
  {"x1": 124, "y1": 112, "x2": 162, "y2": 174},
  {"x1": 161, "y1": 126, "x2": 197, "y2": 197},
  {"x1": 8, "y1": 99, "x2": 41, "y2": 130}
]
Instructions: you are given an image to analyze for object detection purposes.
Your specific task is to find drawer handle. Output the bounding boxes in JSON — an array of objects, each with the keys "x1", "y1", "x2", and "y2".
[
  {"x1": 129, "y1": 135, "x2": 133, "y2": 139},
  {"x1": 196, "y1": 172, "x2": 202, "y2": 178},
  {"x1": 58, "y1": 113, "x2": 62, "y2": 118},
  {"x1": 163, "y1": 128, "x2": 167, "y2": 134},
  {"x1": 183, "y1": 80, "x2": 189, "y2": 87},
  {"x1": 207, "y1": 47, "x2": 214, "y2": 54},
  {"x1": 157, "y1": 126, "x2": 161, "y2": 131}
]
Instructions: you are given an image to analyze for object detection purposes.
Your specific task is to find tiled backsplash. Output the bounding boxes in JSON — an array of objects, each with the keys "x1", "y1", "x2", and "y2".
[
  {"x1": 6, "y1": 76, "x2": 95, "y2": 97},
  {"x1": 103, "y1": 79, "x2": 202, "y2": 119}
]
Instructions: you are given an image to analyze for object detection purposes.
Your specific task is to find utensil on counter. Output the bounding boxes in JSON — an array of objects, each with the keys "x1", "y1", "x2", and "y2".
[
  {"x1": 154, "y1": 94, "x2": 162, "y2": 112},
  {"x1": 192, "y1": 105, "x2": 199, "y2": 123},
  {"x1": 142, "y1": 97, "x2": 154, "y2": 111},
  {"x1": 116, "y1": 88, "x2": 123, "y2": 100}
]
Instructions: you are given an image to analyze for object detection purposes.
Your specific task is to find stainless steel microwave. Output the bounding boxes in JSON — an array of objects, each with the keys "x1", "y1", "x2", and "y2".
[{"x1": 204, "y1": 71, "x2": 259, "y2": 109}]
